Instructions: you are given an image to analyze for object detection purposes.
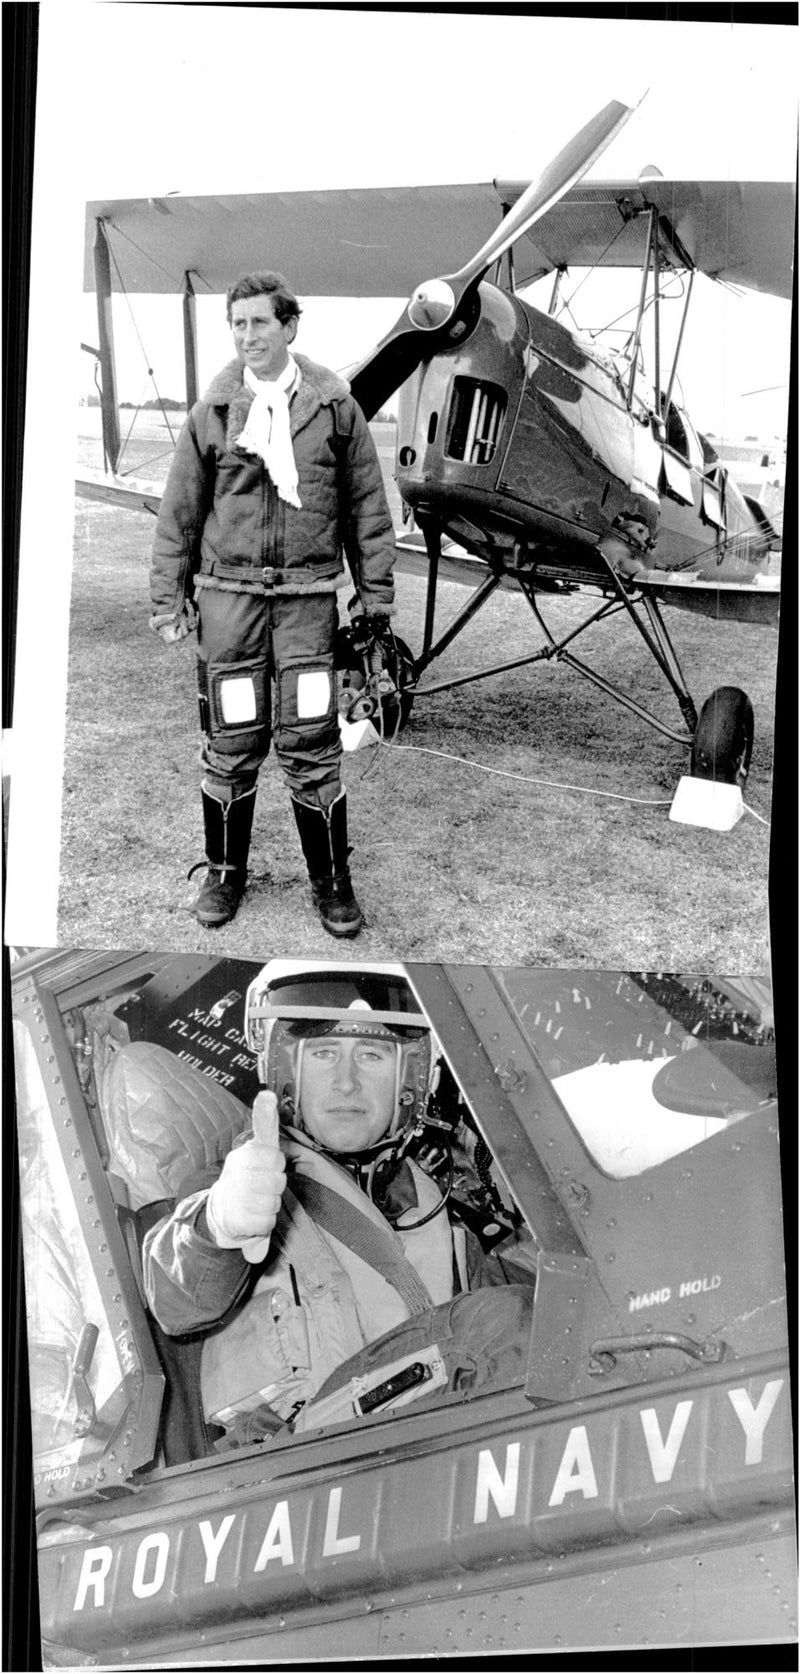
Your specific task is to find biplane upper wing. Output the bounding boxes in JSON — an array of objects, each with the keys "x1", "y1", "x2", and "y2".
[
  {"x1": 496, "y1": 177, "x2": 796, "y2": 298},
  {"x1": 84, "y1": 178, "x2": 795, "y2": 299},
  {"x1": 83, "y1": 185, "x2": 505, "y2": 297}
]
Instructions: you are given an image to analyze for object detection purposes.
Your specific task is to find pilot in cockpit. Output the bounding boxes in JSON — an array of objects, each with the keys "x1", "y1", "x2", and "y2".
[{"x1": 142, "y1": 963, "x2": 536, "y2": 1447}]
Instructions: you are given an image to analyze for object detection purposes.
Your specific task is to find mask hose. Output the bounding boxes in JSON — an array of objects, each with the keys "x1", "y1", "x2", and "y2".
[{"x1": 366, "y1": 1126, "x2": 455, "y2": 1230}]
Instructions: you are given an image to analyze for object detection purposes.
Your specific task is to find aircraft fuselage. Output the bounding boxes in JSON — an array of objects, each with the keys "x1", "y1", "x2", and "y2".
[{"x1": 395, "y1": 285, "x2": 774, "y2": 585}]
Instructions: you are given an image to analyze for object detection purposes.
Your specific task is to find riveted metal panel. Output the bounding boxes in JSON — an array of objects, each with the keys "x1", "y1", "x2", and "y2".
[
  {"x1": 406, "y1": 964, "x2": 587, "y2": 1256},
  {"x1": 49, "y1": 1522, "x2": 798, "y2": 1667},
  {"x1": 39, "y1": 1353, "x2": 793, "y2": 1659},
  {"x1": 373, "y1": 1533, "x2": 798, "y2": 1656},
  {"x1": 526, "y1": 1251, "x2": 595, "y2": 1400},
  {"x1": 408, "y1": 966, "x2": 671, "y2": 1400},
  {"x1": 524, "y1": 1248, "x2": 649, "y2": 1404},
  {"x1": 491, "y1": 968, "x2": 787, "y2": 1371}
]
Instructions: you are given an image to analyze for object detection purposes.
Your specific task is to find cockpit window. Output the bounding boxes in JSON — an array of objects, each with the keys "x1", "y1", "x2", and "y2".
[
  {"x1": 14, "y1": 1017, "x2": 143, "y2": 1473},
  {"x1": 498, "y1": 971, "x2": 775, "y2": 1178}
]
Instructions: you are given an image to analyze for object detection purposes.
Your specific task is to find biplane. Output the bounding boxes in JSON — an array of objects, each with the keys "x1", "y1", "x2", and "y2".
[
  {"x1": 12, "y1": 947, "x2": 793, "y2": 1664},
  {"x1": 78, "y1": 97, "x2": 794, "y2": 785}
]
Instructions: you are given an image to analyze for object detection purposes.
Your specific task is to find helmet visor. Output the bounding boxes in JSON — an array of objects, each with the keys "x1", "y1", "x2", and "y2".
[{"x1": 249, "y1": 969, "x2": 430, "y2": 1042}]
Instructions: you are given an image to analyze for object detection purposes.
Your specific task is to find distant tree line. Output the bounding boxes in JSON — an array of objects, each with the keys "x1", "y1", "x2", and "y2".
[
  {"x1": 82, "y1": 395, "x2": 394, "y2": 420},
  {"x1": 83, "y1": 394, "x2": 187, "y2": 410}
]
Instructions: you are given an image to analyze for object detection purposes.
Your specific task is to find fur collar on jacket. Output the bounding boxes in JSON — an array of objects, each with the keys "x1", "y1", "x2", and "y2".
[{"x1": 202, "y1": 354, "x2": 351, "y2": 448}]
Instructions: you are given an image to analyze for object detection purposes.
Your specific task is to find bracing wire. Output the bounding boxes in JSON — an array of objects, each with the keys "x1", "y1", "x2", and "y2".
[
  {"x1": 584, "y1": 271, "x2": 688, "y2": 343},
  {"x1": 553, "y1": 219, "x2": 633, "y2": 318},
  {"x1": 99, "y1": 218, "x2": 186, "y2": 289},
  {"x1": 100, "y1": 221, "x2": 186, "y2": 472}
]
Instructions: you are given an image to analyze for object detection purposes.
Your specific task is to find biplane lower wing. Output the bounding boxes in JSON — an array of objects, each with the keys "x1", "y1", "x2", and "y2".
[
  {"x1": 75, "y1": 467, "x2": 163, "y2": 516},
  {"x1": 73, "y1": 471, "x2": 513, "y2": 590},
  {"x1": 394, "y1": 532, "x2": 782, "y2": 625},
  {"x1": 638, "y1": 571, "x2": 780, "y2": 627},
  {"x1": 75, "y1": 469, "x2": 780, "y2": 629}
]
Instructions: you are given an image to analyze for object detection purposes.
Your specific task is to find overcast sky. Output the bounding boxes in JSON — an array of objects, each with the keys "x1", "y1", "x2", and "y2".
[{"x1": 71, "y1": 5, "x2": 797, "y2": 193}]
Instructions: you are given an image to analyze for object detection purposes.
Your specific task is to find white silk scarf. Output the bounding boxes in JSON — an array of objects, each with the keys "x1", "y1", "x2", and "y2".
[{"x1": 238, "y1": 358, "x2": 302, "y2": 508}]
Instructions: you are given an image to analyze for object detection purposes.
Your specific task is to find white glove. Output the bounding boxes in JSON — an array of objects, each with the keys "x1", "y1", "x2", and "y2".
[
  {"x1": 206, "y1": 1091, "x2": 287, "y2": 1260},
  {"x1": 150, "y1": 606, "x2": 196, "y2": 644}
]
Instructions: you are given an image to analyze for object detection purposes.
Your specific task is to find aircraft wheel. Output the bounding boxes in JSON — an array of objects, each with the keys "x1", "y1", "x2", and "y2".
[{"x1": 690, "y1": 686, "x2": 754, "y2": 788}]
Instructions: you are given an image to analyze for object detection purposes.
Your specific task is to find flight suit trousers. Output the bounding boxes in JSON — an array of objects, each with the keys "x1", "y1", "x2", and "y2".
[{"x1": 195, "y1": 587, "x2": 342, "y2": 810}]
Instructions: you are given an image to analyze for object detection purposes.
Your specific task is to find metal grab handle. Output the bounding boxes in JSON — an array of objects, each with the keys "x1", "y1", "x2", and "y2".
[
  {"x1": 589, "y1": 1330, "x2": 727, "y2": 1375},
  {"x1": 69, "y1": 1323, "x2": 100, "y2": 1436}
]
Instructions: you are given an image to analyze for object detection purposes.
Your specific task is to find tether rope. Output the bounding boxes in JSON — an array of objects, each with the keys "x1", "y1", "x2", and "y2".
[{"x1": 358, "y1": 734, "x2": 770, "y2": 827}]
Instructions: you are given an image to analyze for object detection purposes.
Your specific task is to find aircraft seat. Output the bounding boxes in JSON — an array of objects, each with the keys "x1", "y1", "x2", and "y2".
[
  {"x1": 101, "y1": 1040, "x2": 252, "y2": 1209},
  {"x1": 99, "y1": 1041, "x2": 253, "y2": 1464}
]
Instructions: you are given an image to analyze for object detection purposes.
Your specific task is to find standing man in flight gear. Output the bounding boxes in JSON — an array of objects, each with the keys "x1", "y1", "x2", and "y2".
[
  {"x1": 143, "y1": 964, "x2": 535, "y2": 1446},
  {"x1": 149, "y1": 272, "x2": 397, "y2": 937}
]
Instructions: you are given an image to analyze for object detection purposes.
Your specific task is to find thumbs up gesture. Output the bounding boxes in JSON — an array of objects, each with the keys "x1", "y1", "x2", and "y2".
[{"x1": 206, "y1": 1091, "x2": 287, "y2": 1255}]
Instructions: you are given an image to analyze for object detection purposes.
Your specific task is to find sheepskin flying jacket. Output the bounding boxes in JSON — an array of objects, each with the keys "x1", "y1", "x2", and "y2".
[{"x1": 149, "y1": 354, "x2": 396, "y2": 615}]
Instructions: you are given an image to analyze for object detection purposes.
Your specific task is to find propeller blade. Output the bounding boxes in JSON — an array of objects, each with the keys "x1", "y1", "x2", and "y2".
[
  {"x1": 349, "y1": 94, "x2": 644, "y2": 419},
  {"x1": 348, "y1": 312, "x2": 438, "y2": 420},
  {"x1": 450, "y1": 96, "x2": 641, "y2": 289}
]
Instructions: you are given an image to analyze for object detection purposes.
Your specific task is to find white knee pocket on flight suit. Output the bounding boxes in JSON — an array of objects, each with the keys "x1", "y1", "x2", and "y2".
[
  {"x1": 199, "y1": 655, "x2": 271, "y2": 754},
  {"x1": 219, "y1": 676, "x2": 259, "y2": 724},
  {"x1": 275, "y1": 654, "x2": 337, "y2": 748}
]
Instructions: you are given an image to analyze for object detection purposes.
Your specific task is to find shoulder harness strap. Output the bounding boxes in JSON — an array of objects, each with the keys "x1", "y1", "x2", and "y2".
[{"x1": 286, "y1": 1174, "x2": 434, "y2": 1316}]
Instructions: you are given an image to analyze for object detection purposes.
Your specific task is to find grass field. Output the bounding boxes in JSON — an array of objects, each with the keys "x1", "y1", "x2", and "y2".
[{"x1": 59, "y1": 413, "x2": 777, "y2": 969}]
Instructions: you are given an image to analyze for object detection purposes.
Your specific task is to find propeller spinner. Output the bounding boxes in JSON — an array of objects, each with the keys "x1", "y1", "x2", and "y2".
[{"x1": 349, "y1": 96, "x2": 642, "y2": 420}]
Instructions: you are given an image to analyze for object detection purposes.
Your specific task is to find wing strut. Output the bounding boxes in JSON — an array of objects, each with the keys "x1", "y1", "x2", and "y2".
[
  {"x1": 182, "y1": 272, "x2": 199, "y2": 409},
  {"x1": 93, "y1": 219, "x2": 121, "y2": 473},
  {"x1": 663, "y1": 267, "x2": 695, "y2": 417},
  {"x1": 626, "y1": 207, "x2": 655, "y2": 410}
]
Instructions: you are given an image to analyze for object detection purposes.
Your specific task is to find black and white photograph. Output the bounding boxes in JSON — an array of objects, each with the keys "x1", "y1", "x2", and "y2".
[
  {"x1": 5, "y1": 3, "x2": 796, "y2": 969},
  {"x1": 3, "y1": 2, "x2": 797, "y2": 1668},
  {"x1": 11, "y1": 950, "x2": 794, "y2": 1664}
]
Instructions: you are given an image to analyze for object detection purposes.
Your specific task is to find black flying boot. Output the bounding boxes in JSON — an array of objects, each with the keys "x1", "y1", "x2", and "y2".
[
  {"x1": 190, "y1": 786, "x2": 256, "y2": 928},
  {"x1": 291, "y1": 790, "x2": 364, "y2": 938}
]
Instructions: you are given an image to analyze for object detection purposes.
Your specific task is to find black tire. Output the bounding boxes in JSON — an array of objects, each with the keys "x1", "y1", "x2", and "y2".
[{"x1": 690, "y1": 686, "x2": 754, "y2": 788}]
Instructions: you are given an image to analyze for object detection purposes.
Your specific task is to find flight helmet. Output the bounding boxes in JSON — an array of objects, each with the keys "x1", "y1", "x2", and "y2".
[{"x1": 245, "y1": 961, "x2": 438, "y2": 1153}]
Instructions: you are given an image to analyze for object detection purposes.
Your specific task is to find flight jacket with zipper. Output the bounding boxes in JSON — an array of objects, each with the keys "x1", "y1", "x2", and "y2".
[
  {"x1": 149, "y1": 355, "x2": 396, "y2": 617},
  {"x1": 142, "y1": 1132, "x2": 467, "y2": 1424}
]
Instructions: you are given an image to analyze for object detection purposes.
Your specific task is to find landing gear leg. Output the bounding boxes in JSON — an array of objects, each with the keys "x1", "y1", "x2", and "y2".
[{"x1": 418, "y1": 516, "x2": 442, "y2": 662}]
